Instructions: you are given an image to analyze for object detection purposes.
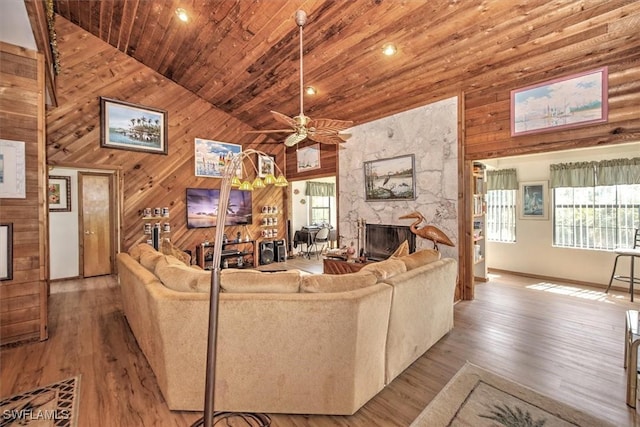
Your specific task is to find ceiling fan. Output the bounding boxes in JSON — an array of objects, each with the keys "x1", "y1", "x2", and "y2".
[{"x1": 246, "y1": 10, "x2": 353, "y2": 147}]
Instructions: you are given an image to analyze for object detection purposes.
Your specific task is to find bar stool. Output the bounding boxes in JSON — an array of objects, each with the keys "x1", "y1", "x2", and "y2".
[{"x1": 607, "y1": 229, "x2": 640, "y2": 302}]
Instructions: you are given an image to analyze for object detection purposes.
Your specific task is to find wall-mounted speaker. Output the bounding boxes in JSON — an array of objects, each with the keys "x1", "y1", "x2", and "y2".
[
  {"x1": 260, "y1": 241, "x2": 274, "y2": 265},
  {"x1": 274, "y1": 239, "x2": 286, "y2": 262}
]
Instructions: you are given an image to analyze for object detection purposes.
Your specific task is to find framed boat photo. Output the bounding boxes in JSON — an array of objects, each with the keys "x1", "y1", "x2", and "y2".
[
  {"x1": 510, "y1": 67, "x2": 608, "y2": 136},
  {"x1": 100, "y1": 97, "x2": 168, "y2": 154}
]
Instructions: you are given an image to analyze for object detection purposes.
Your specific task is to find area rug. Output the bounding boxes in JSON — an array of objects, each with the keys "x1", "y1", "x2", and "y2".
[
  {"x1": 411, "y1": 363, "x2": 613, "y2": 427},
  {"x1": 0, "y1": 376, "x2": 80, "y2": 427}
]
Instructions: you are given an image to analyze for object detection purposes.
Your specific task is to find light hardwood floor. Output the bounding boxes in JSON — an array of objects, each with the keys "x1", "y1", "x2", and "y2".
[{"x1": 1, "y1": 262, "x2": 639, "y2": 426}]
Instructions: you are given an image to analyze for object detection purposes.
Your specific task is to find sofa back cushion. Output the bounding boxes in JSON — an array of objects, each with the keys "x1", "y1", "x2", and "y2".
[
  {"x1": 139, "y1": 250, "x2": 165, "y2": 272},
  {"x1": 160, "y1": 239, "x2": 191, "y2": 266},
  {"x1": 360, "y1": 258, "x2": 407, "y2": 281},
  {"x1": 154, "y1": 256, "x2": 211, "y2": 293},
  {"x1": 300, "y1": 271, "x2": 378, "y2": 293},
  {"x1": 220, "y1": 269, "x2": 302, "y2": 293},
  {"x1": 395, "y1": 249, "x2": 441, "y2": 270},
  {"x1": 129, "y1": 242, "x2": 156, "y2": 262}
]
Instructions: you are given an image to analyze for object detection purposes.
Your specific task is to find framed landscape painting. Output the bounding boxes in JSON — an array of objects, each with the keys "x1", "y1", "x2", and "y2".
[
  {"x1": 100, "y1": 97, "x2": 168, "y2": 154},
  {"x1": 364, "y1": 154, "x2": 416, "y2": 201},
  {"x1": 194, "y1": 139, "x2": 242, "y2": 178},
  {"x1": 296, "y1": 144, "x2": 321, "y2": 172},
  {"x1": 511, "y1": 67, "x2": 608, "y2": 136}
]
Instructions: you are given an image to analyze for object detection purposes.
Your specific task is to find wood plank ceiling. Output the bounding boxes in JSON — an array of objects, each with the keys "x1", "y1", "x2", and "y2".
[{"x1": 53, "y1": 0, "x2": 640, "y2": 141}]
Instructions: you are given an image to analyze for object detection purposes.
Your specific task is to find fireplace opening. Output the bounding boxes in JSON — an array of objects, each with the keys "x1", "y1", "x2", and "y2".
[{"x1": 365, "y1": 224, "x2": 416, "y2": 261}]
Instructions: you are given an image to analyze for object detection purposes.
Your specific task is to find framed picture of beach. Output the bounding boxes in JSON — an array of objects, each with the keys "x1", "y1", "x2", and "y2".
[
  {"x1": 510, "y1": 67, "x2": 608, "y2": 136},
  {"x1": 100, "y1": 97, "x2": 168, "y2": 154},
  {"x1": 194, "y1": 139, "x2": 243, "y2": 178}
]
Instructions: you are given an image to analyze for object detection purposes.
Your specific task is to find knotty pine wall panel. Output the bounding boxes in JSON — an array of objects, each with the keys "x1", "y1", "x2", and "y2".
[
  {"x1": 0, "y1": 42, "x2": 47, "y2": 345},
  {"x1": 48, "y1": 18, "x2": 286, "y2": 257}
]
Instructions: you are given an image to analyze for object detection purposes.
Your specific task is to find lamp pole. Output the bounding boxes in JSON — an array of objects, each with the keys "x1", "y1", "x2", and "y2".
[{"x1": 200, "y1": 149, "x2": 286, "y2": 427}]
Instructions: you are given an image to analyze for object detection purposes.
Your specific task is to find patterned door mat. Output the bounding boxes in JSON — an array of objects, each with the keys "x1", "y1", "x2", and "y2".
[{"x1": 0, "y1": 377, "x2": 80, "y2": 427}]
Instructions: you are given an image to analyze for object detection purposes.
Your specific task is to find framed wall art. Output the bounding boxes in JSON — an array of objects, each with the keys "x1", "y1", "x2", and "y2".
[
  {"x1": 258, "y1": 154, "x2": 275, "y2": 178},
  {"x1": 0, "y1": 223, "x2": 13, "y2": 281},
  {"x1": 194, "y1": 138, "x2": 242, "y2": 178},
  {"x1": 511, "y1": 67, "x2": 608, "y2": 136},
  {"x1": 48, "y1": 175, "x2": 71, "y2": 212},
  {"x1": 100, "y1": 97, "x2": 168, "y2": 154},
  {"x1": 0, "y1": 139, "x2": 26, "y2": 199},
  {"x1": 363, "y1": 154, "x2": 416, "y2": 201},
  {"x1": 296, "y1": 144, "x2": 321, "y2": 172},
  {"x1": 519, "y1": 181, "x2": 549, "y2": 220}
]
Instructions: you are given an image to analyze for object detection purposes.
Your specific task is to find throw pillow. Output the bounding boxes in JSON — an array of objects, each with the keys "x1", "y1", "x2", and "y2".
[
  {"x1": 390, "y1": 240, "x2": 410, "y2": 257},
  {"x1": 139, "y1": 250, "x2": 164, "y2": 272},
  {"x1": 220, "y1": 269, "x2": 301, "y2": 293},
  {"x1": 300, "y1": 271, "x2": 378, "y2": 293},
  {"x1": 360, "y1": 258, "x2": 407, "y2": 281},
  {"x1": 161, "y1": 239, "x2": 191, "y2": 266},
  {"x1": 129, "y1": 242, "x2": 155, "y2": 262},
  {"x1": 154, "y1": 256, "x2": 211, "y2": 293},
  {"x1": 397, "y1": 249, "x2": 441, "y2": 270}
]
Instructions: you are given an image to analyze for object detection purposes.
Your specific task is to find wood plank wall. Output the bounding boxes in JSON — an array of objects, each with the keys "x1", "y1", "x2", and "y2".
[
  {"x1": 46, "y1": 18, "x2": 287, "y2": 258},
  {"x1": 0, "y1": 42, "x2": 48, "y2": 345}
]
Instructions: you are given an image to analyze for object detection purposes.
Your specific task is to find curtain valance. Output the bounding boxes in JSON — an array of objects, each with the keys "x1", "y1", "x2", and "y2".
[
  {"x1": 305, "y1": 181, "x2": 335, "y2": 197},
  {"x1": 550, "y1": 158, "x2": 640, "y2": 188},
  {"x1": 486, "y1": 168, "x2": 518, "y2": 190}
]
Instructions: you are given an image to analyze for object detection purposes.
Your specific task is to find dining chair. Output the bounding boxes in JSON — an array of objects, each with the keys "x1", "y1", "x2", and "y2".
[
  {"x1": 606, "y1": 228, "x2": 640, "y2": 302},
  {"x1": 310, "y1": 227, "x2": 330, "y2": 259}
]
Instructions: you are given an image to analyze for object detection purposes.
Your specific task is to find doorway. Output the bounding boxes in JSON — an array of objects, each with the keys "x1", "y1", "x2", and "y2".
[{"x1": 48, "y1": 167, "x2": 119, "y2": 280}]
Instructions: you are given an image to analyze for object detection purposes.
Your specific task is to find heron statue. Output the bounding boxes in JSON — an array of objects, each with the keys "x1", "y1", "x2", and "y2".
[{"x1": 399, "y1": 211, "x2": 454, "y2": 251}]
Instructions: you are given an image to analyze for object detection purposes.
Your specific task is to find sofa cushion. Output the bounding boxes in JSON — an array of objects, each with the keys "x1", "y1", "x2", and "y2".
[
  {"x1": 154, "y1": 256, "x2": 211, "y2": 293},
  {"x1": 139, "y1": 250, "x2": 165, "y2": 272},
  {"x1": 220, "y1": 269, "x2": 302, "y2": 293},
  {"x1": 360, "y1": 258, "x2": 407, "y2": 281},
  {"x1": 396, "y1": 249, "x2": 441, "y2": 270},
  {"x1": 129, "y1": 242, "x2": 156, "y2": 262},
  {"x1": 300, "y1": 271, "x2": 378, "y2": 293},
  {"x1": 161, "y1": 239, "x2": 191, "y2": 266},
  {"x1": 390, "y1": 240, "x2": 410, "y2": 257}
]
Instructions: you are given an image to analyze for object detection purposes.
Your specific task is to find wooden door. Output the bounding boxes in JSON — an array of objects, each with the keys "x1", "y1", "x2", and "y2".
[{"x1": 79, "y1": 173, "x2": 114, "y2": 277}]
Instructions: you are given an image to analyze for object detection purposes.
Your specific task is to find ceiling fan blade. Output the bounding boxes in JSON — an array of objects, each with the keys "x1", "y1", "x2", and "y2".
[
  {"x1": 271, "y1": 110, "x2": 297, "y2": 128},
  {"x1": 307, "y1": 131, "x2": 346, "y2": 145},
  {"x1": 308, "y1": 118, "x2": 354, "y2": 133},
  {"x1": 284, "y1": 132, "x2": 307, "y2": 147},
  {"x1": 245, "y1": 129, "x2": 295, "y2": 134}
]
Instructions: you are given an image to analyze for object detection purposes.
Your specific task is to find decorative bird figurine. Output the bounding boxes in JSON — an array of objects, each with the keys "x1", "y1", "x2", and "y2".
[{"x1": 399, "y1": 211, "x2": 454, "y2": 251}]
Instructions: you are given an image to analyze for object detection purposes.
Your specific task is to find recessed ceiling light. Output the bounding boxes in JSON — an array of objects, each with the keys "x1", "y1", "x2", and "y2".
[
  {"x1": 382, "y1": 43, "x2": 397, "y2": 56},
  {"x1": 305, "y1": 86, "x2": 317, "y2": 95},
  {"x1": 175, "y1": 8, "x2": 189, "y2": 22}
]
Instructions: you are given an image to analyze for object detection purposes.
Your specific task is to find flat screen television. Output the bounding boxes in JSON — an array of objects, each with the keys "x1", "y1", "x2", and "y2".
[
  {"x1": 365, "y1": 224, "x2": 415, "y2": 261},
  {"x1": 186, "y1": 188, "x2": 253, "y2": 229}
]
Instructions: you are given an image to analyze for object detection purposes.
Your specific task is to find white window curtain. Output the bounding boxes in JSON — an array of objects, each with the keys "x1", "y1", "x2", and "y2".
[
  {"x1": 486, "y1": 168, "x2": 518, "y2": 190},
  {"x1": 305, "y1": 181, "x2": 335, "y2": 197}
]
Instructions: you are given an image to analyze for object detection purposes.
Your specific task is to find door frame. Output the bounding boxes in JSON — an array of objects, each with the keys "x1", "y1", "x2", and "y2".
[{"x1": 78, "y1": 171, "x2": 119, "y2": 277}]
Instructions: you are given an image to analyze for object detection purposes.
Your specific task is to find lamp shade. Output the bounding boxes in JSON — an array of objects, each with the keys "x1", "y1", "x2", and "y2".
[{"x1": 275, "y1": 175, "x2": 289, "y2": 187}]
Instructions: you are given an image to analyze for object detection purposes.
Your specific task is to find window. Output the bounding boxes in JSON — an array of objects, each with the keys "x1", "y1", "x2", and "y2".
[
  {"x1": 553, "y1": 184, "x2": 640, "y2": 250},
  {"x1": 309, "y1": 196, "x2": 331, "y2": 225},
  {"x1": 486, "y1": 189, "x2": 516, "y2": 242}
]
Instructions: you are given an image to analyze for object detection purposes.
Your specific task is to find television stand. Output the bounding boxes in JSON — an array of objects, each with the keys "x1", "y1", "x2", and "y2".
[{"x1": 323, "y1": 257, "x2": 374, "y2": 275}]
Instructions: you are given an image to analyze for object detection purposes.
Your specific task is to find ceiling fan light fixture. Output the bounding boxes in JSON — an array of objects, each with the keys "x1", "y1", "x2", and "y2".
[
  {"x1": 382, "y1": 43, "x2": 397, "y2": 56},
  {"x1": 305, "y1": 86, "x2": 317, "y2": 95},
  {"x1": 175, "y1": 8, "x2": 189, "y2": 22}
]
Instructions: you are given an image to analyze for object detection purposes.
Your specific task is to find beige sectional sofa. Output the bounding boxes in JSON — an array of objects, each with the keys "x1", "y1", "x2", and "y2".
[{"x1": 116, "y1": 243, "x2": 457, "y2": 415}]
